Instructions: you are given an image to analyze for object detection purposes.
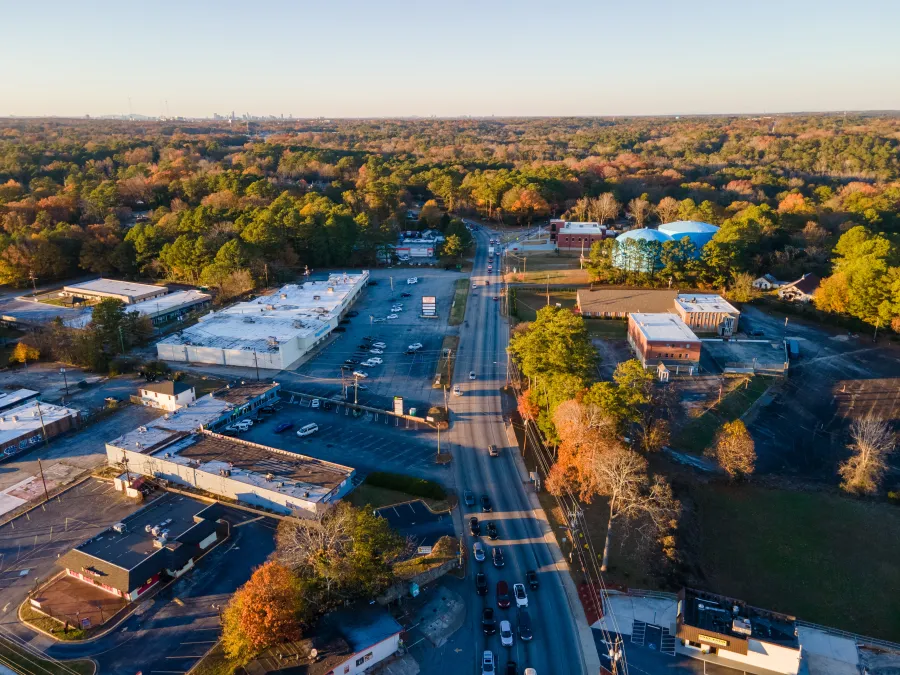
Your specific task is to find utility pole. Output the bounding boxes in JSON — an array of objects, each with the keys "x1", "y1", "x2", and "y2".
[
  {"x1": 35, "y1": 400, "x2": 49, "y2": 447},
  {"x1": 354, "y1": 376, "x2": 359, "y2": 405},
  {"x1": 546, "y1": 273, "x2": 550, "y2": 306},
  {"x1": 118, "y1": 327, "x2": 126, "y2": 355},
  {"x1": 37, "y1": 459, "x2": 49, "y2": 504},
  {"x1": 28, "y1": 270, "x2": 38, "y2": 297},
  {"x1": 253, "y1": 351, "x2": 260, "y2": 382},
  {"x1": 389, "y1": 276, "x2": 394, "y2": 300},
  {"x1": 60, "y1": 368, "x2": 69, "y2": 400},
  {"x1": 264, "y1": 263, "x2": 269, "y2": 289}
]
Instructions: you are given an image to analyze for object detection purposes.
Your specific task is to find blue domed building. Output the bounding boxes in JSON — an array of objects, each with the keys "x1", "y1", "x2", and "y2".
[{"x1": 612, "y1": 221, "x2": 719, "y2": 272}]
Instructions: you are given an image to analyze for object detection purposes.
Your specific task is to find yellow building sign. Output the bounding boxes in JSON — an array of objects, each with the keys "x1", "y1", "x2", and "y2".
[{"x1": 698, "y1": 634, "x2": 730, "y2": 647}]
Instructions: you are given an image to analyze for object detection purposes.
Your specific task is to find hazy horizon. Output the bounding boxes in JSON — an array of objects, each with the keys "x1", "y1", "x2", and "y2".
[{"x1": 3, "y1": 0, "x2": 899, "y2": 118}]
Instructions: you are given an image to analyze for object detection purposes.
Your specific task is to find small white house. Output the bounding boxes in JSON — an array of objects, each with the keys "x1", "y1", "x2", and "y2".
[
  {"x1": 138, "y1": 381, "x2": 195, "y2": 411},
  {"x1": 753, "y1": 274, "x2": 782, "y2": 291}
]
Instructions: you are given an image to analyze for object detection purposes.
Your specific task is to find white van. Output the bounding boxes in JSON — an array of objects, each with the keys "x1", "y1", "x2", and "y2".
[{"x1": 296, "y1": 423, "x2": 319, "y2": 437}]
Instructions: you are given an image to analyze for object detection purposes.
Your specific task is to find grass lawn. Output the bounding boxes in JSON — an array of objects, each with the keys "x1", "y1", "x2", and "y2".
[
  {"x1": 448, "y1": 278, "x2": 470, "y2": 326},
  {"x1": 0, "y1": 633, "x2": 95, "y2": 675},
  {"x1": 671, "y1": 376, "x2": 772, "y2": 454},
  {"x1": 433, "y1": 335, "x2": 460, "y2": 388},
  {"x1": 189, "y1": 642, "x2": 233, "y2": 675},
  {"x1": 585, "y1": 319, "x2": 628, "y2": 339},
  {"x1": 692, "y1": 483, "x2": 900, "y2": 641},
  {"x1": 512, "y1": 290, "x2": 577, "y2": 321},
  {"x1": 347, "y1": 483, "x2": 450, "y2": 512}
]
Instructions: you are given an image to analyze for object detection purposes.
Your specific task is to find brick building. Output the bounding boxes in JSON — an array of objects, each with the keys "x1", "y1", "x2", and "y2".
[
  {"x1": 674, "y1": 294, "x2": 740, "y2": 336},
  {"x1": 628, "y1": 313, "x2": 701, "y2": 369}
]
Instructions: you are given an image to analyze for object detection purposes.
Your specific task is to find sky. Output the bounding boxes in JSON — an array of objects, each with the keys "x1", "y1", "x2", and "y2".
[{"x1": 2, "y1": 0, "x2": 899, "y2": 118}]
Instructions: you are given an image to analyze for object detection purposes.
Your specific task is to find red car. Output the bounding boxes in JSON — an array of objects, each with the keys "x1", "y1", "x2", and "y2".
[{"x1": 496, "y1": 580, "x2": 511, "y2": 609}]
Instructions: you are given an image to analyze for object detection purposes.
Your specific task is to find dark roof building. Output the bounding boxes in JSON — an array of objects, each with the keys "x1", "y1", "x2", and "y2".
[
  {"x1": 57, "y1": 494, "x2": 227, "y2": 602},
  {"x1": 142, "y1": 381, "x2": 193, "y2": 397},
  {"x1": 576, "y1": 288, "x2": 678, "y2": 318}
]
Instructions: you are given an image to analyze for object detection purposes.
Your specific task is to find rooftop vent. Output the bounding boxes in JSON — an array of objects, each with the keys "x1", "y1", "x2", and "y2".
[
  {"x1": 313, "y1": 295, "x2": 321, "y2": 300},
  {"x1": 280, "y1": 293, "x2": 287, "y2": 299},
  {"x1": 11, "y1": 416, "x2": 17, "y2": 422}
]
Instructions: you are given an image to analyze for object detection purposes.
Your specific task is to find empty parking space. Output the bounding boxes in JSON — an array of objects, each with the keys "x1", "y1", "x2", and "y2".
[{"x1": 375, "y1": 500, "x2": 454, "y2": 547}]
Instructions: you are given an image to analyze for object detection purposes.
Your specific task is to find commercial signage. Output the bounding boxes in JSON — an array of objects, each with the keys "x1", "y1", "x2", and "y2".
[
  {"x1": 417, "y1": 546, "x2": 433, "y2": 555},
  {"x1": 422, "y1": 296, "x2": 437, "y2": 317},
  {"x1": 698, "y1": 634, "x2": 730, "y2": 647},
  {"x1": 393, "y1": 397, "x2": 404, "y2": 415}
]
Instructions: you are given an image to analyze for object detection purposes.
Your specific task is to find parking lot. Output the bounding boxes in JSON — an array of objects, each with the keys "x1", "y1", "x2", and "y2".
[
  {"x1": 375, "y1": 500, "x2": 454, "y2": 548},
  {"x1": 283, "y1": 268, "x2": 464, "y2": 414},
  {"x1": 239, "y1": 400, "x2": 450, "y2": 482},
  {"x1": 0, "y1": 477, "x2": 147, "y2": 617}
]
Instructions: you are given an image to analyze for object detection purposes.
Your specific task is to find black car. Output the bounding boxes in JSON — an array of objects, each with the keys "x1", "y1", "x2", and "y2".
[
  {"x1": 525, "y1": 570, "x2": 539, "y2": 590},
  {"x1": 347, "y1": 310, "x2": 359, "y2": 317},
  {"x1": 401, "y1": 292, "x2": 412, "y2": 298},
  {"x1": 517, "y1": 608, "x2": 533, "y2": 641},
  {"x1": 487, "y1": 522, "x2": 499, "y2": 540},
  {"x1": 340, "y1": 319, "x2": 350, "y2": 325},
  {"x1": 464, "y1": 490, "x2": 475, "y2": 506},
  {"x1": 505, "y1": 662, "x2": 518, "y2": 675},
  {"x1": 345, "y1": 359, "x2": 360, "y2": 365},
  {"x1": 367, "y1": 280, "x2": 378, "y2": 286},
  {"x1": 492, "y1": 547, "x2": 505, "y2": 568},
  {"x1": 469, "y1": 516, "x2": 480, "y2": 536},
  {"x1": 333, "y1": 327, "x2": 346, "y2": 332},
  {"x1": 322, "y1": 400, "x2": 334, "y2": 411},
  {"x1": 475, "y1": 572, "x2": 488, "y2": 596},
  {"x1": 357, "y1": 344, "x2": 370, "y2": 350},
  {"x1": 482, "y1": 607, "x2": 497, "y2": 635},
  {"x1": 481, "y1": 495, "x2": 493, "y2": 512}
]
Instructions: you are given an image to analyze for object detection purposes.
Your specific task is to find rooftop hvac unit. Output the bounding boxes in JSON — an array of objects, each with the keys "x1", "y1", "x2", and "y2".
[
  {"x1": 327, "y1": 287, "x2": 334, "y2": 293},
  {"x1": 313, "y1": 295, "x2": 321, "y2": 300},
  {"x1": 266, "y1": 473, "x2": 275, "y2": 481},
  {"x1": 138, "y1": 426, "x2": 147, "y2": 433},
  {"x1": 32, "y1": 411, "x2": 38, "y2": 417},
  {"x1": 11, "y1": 416, "x2": 17, "y2": 422},
  {"x1": 280, "y1": 293, "x2": 287, "y2": 299},
  {"x1": 732, "y1": 617, "x2": 752, "y2": 636},
  {"x1": 151, "y1": 525, "x2": 161, "y2": 537},
  {"x1": 265, "y1": 304, "x2": 275, "y2": 310},
  {"x1": 153, "y1": 535, "x2": 167, "y2": 549}
]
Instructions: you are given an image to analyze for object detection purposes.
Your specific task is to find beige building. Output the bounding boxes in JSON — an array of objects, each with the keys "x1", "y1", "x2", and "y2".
[{"x1": 674, "y1": 294, "x2": 740, "y2": 336}]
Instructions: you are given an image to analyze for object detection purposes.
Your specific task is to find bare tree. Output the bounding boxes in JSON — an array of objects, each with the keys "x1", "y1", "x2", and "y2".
[
  {"x1": 589, "y1": 445, "x2": 679, "y2": 571},
  {"x1": 839, "y1": 415, "x2": 895, "y2": 494},
  {"x1": 707, "y1": 420, "x2": 756, "y2": 479},
  {"x1": 590, "y1": 193, "x2": 620, "y2": 225},
  {"x1": 656, "y1": 196, "x2": 679, "y2": 224},
  {"x1": 627, "y1": 198, "x2": 652, "y2": 228},
  {"x1": 567, "y1": 197, "x2": 590, "y2": 222}
]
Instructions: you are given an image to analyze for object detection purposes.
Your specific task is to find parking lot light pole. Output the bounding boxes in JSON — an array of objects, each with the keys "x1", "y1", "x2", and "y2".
[{"x1": 60, "y1": 367, "x2": 68, "y2": 399}]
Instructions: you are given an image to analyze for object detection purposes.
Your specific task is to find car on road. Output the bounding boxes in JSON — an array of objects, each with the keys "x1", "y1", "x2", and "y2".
[
  {"x1": 369, "y1": 349, "x2": 383, "y2": 354},
  {"x1": 373, "y1": 342, "x2": 386, "y2": 348},
  {"x1": 469, "y1": 516, "x2": 480, "y2": 536},
  {"x1": 500, "y1": 620, "x2": 514, "y2": 647},
  {"x1": 297, "y1": 423, "x2": 319, "y2": 437},
  {"x1": 453, "y1": 385, "x2": 462, "y2": 396},
  {"x1": 492, "y1": 547, "x2": 505, "y2": 568},
  {"x1": 310, "y1": 398, "x2": 320, "y2": 408},
  {"x1": 487, "y1": 521, "x2": 498, "y2": 540},
  {"x1": 274, "y1": 422, "x2": 294, "y2": 433},
  {"x1": 496, "y1": 580, "x2": 510, "y2": 609},
  {"x1": 473, "y1": 282, "x2": 477, "y2": 288},
  {"x1": 481, "y1": 495, "x2": 492, "y2": 512},
  {"x1": 475, "y1": 572, "x2": 488, "y2": 596},
  {"x1": 513, "y1": 583, "x2": 528, "y2": 607},
  {"x1": 469, "y1": 371, "x2": 476, "y2": 380},
  {"x1": 481, "y1": 651, "x2": 495, "y2": 675},
  {"x1": 407, "y1": 277, "x2": 418, "y2": 284},
  {"x1": 401, "y1": 292, "x2": 412, "y2": 298},
  {"x1": 517, "y1": 608, "x2": 533, "y2": 641},
  {"x1": 386, "y1": 314, "x2": 399, "y2": 319},
  {"x1": 526, "y1": 570, "x2": 539, "y2": 590},
  {"x1": 464, "y1": 490, "x2": 475, "y2": 506},
  {"x1": 352, "y1": 371, "x2": 368, "y2": 378},
  {"x1": 408, "y1": 342, "x2": 423, "y2": 350},
  {"x1": 482, "y1": 607, "x2": 497, "y2": 635},
  {"x1": 473, "y1": 541, "x2": 486, "y2": 562},
  {"x1": 488, "y1": 444, "x2": 499, "y2": 457}
]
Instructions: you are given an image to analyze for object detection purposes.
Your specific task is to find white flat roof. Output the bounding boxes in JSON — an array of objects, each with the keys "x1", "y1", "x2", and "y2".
[
  {"x1": 630, "y1": 313, "x2": 699, "y2": 343},
  {"x1": 158, "y1": 272, "x2": 368, "y2": 353},
  {"x1": 109, "y1": 395, "x2": 231, "y2": 451},
  {"x1": 676, "y1": 294, "x2": 739, "y2": 315},
  {"x1": 127, "y1": 290, "x2": 211, "y2": 317},
  {"x1": 63, "y1": 278, "x2": 167, "y2": 299},
  {"x1": 0, "y1": 389, "x2": 39, "y2": 410},
  {"x1": 560, "y1": 221, "x2": 605, "y2": 234},
  {"x1": 0, "y1": 401, "x2": 78, "y2": 445}
]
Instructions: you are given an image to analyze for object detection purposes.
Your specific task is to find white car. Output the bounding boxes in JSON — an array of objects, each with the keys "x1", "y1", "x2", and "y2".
[
  {"x1": 362, "y1": 360, "x2": 377, "y2": 367},
  {"x1": 310, "y1": 398, "x2": 320, "y2": 408},
  {"x1": 352, "y1": 371, "x2": 369, "y2": 379},
  {"x1": 473, "y1": 541, "x2": 485, "y2": 562},
  {"x1": 453, "y1": 385, "x2": 462, "y2": 397},
  {"x1": 235, "y1": 419, "x2": 253, "y2": 429},
  {"x1": 500, "y1": 620, "x2": 514, "y2": 647},
  {"x1": 408, "y1": 342, "x2": 423, "y2": 350},
  {"x1": 372, "y1": 342, "x2": 386, "y2": 348},
  {"x1": 367, "y1": 357, "x2": 383, "y2": 364},
  {"x1": 391, "y1": 307, "x2": 402, "y2": 312},
  {"x1": 369, "y1": 349, "x2": 384, "y2": 354},
  {"x1": 407, "y1": 278, "x2": 418, "y2": 284},
  {"x1": 373, "y1": 317, "x2": 386, "y2": 323},
  {"x1": 387, "y1": 314, "x2": 399, "y2": 319},
  {"x1": 513, "y1": 583, "x2": 528, "y2": 608},
  {"x1": 481, "y1": 651, "x2": 495, "y2": 675},
  {"x1": 469, "y1": 371, "x2": 476, "y2": 380}
]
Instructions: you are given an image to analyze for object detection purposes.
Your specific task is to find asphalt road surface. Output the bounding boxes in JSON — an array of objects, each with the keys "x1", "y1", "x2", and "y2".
[{"x1": 447, "y1": 228, "x2": 595, "y2": 675}]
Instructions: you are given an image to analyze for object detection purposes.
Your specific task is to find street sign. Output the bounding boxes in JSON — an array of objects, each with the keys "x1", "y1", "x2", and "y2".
[
  {"x1": 417, "y1": 546, "x2": 433, "y2": 555},
  {"x1": 422, "y1": 296, "x2": 436, "y2": 317}
]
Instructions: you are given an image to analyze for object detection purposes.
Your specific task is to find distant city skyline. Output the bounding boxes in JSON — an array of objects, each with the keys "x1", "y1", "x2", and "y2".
[{"x1": 3, "y1": 0, "x2": 899, "y2": 118}]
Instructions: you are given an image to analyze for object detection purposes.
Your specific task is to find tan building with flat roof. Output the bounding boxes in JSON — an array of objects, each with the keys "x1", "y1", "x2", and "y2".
[{"x1": 674, "y1": 294, "x2": 740, "y2": 336}]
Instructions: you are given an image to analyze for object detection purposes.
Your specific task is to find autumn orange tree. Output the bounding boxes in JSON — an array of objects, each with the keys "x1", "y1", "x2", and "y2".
[{"x1": 222, "y1": 561, "x2": 308, "y2": 663}]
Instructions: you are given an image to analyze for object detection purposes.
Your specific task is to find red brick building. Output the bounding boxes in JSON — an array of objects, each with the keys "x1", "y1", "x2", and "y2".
[
  {"x1": 627, "y1": 313, "x2": 701, "y2": 369},
  {"x1": 551, "y1": 221, "x2": 610, "y2": 251}
]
